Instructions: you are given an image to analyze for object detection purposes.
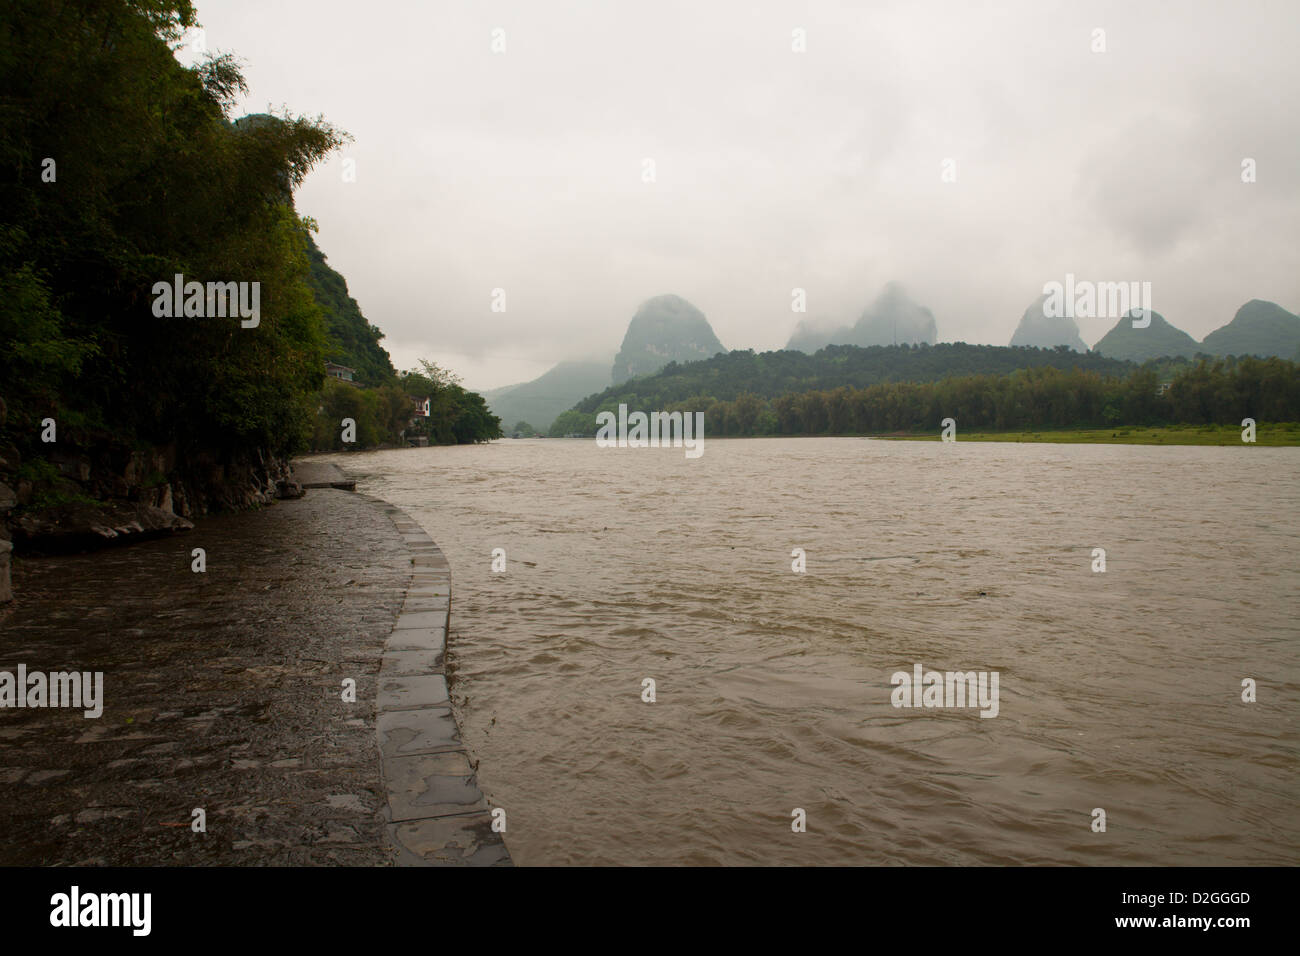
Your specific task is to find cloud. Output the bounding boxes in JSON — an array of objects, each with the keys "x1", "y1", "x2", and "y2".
[{"x1": 189, "y1": 0, "x2": 1300, "y2": 385}]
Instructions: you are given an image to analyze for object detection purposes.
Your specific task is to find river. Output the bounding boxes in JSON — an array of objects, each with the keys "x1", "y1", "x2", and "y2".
[{"x1": 320, "y1": 437, "x2": 1300, "y2": 865}]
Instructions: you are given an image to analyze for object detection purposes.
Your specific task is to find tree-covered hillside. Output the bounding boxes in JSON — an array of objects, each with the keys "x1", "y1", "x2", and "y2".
[
  {"x1": 304, "y1": 232, "x2": 395, "y2": 385},
  {"x1": 0, "y1": 0, "x2": 343, "y2": 466},
  {"x1": 1092, "y1": 311, "x2": 1202, "y2": 361},
  {"x1": 552, "y1": 356, "x2": 1300, "y2": 438},
  {"x1": 0, "y1": 0, "x2": 497, "y2": 539},
  {"x1": 573, "y1": 342, "x2": 1138, "y2": 413},
  {"x1": 482, "y1": 359, "x2": 610, "y2": 432},
  {"x1": 1202, "y1": 300, "x2": 1300, "y2": 359}
]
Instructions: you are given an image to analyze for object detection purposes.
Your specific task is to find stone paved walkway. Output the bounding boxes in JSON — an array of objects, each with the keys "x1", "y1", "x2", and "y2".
[{"x1": 0, "y1": 489, "x2": 407, "y2": 865}]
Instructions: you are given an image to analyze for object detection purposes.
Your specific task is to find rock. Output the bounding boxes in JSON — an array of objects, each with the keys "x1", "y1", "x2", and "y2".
[
  {"x1": 611, "y1": 295, "x2": 726, "y2": 384},
  {"x1": 1009, "y1": 293, "x2": 1089, "y2": 351},
  {"x1": 849, "y1": 282, "x2": 939, "y2": 347},
  {"x1": 123, "y1": 451, "x2": 144, "y2": 487},
  {"x1": 12, "y1": 500, "x2": 194, "y2": 554},
  {"x1": 0, "y1": 481, "x2": 15, "y2": 512},
  {"x1": 172, "y1": 482, "x2": 191, "y2": 518},
  {"x1": 0, "y1": 442, "x2": 18, "y2": 472},
  {"x1": 0, "y1": 539, "x2": 11, "y2": 603},
  {"x1": 53, "y1": 453, "x2": 92, "y2": 483},
  {"x1": 275, "y1": 479, "x2": 305, "y2": 500}
]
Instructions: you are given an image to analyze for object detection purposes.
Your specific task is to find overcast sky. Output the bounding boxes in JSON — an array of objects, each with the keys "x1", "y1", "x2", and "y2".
[{"x1": 181, "y1": 0, "x2": 1300, "y2": 390}]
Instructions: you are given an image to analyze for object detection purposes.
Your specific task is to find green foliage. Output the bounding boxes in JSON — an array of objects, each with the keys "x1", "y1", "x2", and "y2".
[
  {"x1": 482, "y1": 360, "x2": 610, "y2": 432},
  {"x1": 576, "y1": 343, "x2": 1138, "y2": 415},
  {"x1": 1092, "y1": 312, "x2": 1202, "y2": 361},
  {"x1": 548, "y1": 409, "x2": 599, "y2": 437},
  {"x1": 0, "y1": 226, "x2": 99, "y2": 425},
  {"x1": 309, "y1": 361, "x2": 502, "y2": 450},
  {"x1": 0, "y1": 0, "x2": 346, "y2": 472},
  {"x1": 1201, "y1": 300, "x2": 1300, "y2": 359},
  {"x1": 15, "y1": 459, "x2": 60, "y2": 485},
  {"x1": 568, "y1": 356, "x2": 1300, "y2": 437},
  {"x1": 304, "y1": 231, "x2": 396, "y2": 386},
  {"x1": 14, "y1": 458, "x2": 95, "y2": 510}
]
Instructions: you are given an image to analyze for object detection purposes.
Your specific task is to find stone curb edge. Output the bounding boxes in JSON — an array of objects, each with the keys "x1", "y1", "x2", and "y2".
[{"x1": 357, "y1": 492, "x2": 512, "y2": 867}]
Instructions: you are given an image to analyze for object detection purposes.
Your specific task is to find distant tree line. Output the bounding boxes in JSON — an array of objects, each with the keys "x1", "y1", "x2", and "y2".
[
  {"x1": 573, "y1": 343, "x2": 1145, "y2": 416},
  {"x1": 310, "y1": 360, "x2": 501, "y2": 450},
  {"x1": 550, "y1": 356, "x2": 1300, "y2": 437}
]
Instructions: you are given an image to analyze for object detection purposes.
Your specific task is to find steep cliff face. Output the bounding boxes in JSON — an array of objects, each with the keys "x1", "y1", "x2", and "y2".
[
  {"x1": 611, "y1": 295, "x2": 726, "y2": 384},
  {"x1": 850, "y1": 283, "x2": 938, "y2": 347},
  {"x1": 0, "y1": 407, "x2": 295, "y2": 583},
  {"x1": 1009, "y1": 294, "x2": 1089, "y2": 351}
]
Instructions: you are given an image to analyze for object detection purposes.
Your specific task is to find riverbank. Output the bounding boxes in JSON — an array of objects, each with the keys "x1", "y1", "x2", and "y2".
[
  {"x1": 868, "y1": 422, "x2": 1300, "y2": 445},
  {"x1": 0, "y1": 467, "x2": 507, "y2": 866}
]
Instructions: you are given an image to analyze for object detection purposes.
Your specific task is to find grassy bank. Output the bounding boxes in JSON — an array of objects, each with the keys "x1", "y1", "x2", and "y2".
[{"x1": 869, "y1": 423, "x2": 1300, "y2": 446}]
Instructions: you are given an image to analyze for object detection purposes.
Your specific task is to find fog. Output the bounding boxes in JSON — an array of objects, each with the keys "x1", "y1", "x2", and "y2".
[{"x1": 182, "y1": 0, "x2": 1300, "y2": 388}]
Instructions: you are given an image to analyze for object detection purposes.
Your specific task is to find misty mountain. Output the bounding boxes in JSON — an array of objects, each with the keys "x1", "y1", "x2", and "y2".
[
  {"x1": 1009, "y1": 293, "x2": 1088, "y2": 351},
  {"x1": 785, "y1": 282, "x2": 938, "y2": 352},
  {"x1": 611, "y1": 295, "x2": 726, "y2": 384},
  {"x1": 786, "y1": 316, "x2": 849, "y2": 353},
  {"x1": 853, "y1": 282, "x2": 939, "y2": 347},
  {"x1": 1201, "y1": 299, "x2": 1300, "y2": 358},
  {"x1": 481, "y1": 360, "x2": 611, "y2": 432},
  {"x1": 1092, "y1": 310, "x2": 1202, "y2": 362}
]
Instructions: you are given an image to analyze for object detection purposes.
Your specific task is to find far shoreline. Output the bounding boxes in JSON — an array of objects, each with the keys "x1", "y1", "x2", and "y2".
[
  {"x1": 304, "y1": 421, "x2": 1300, "y2": 451},
  {"x1": 861, "y1": 422, "x2": 1300, "y2": 446}
]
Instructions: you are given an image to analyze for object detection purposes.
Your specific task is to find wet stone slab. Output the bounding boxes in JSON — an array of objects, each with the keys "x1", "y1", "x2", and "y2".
[
  {"x1": 384, "y1": 752, "x2": 487, "y2": 821},
  {"x1": 378, "y1": 674, "x2": 450, "y2": 711},
  {"x1": 379, "y1": 649, "x2": 443, "y2": 676},
  {"x1": 389, "y1": 814, "x2": 511, "y2": 867},
  {"x1": 402, "y1": 601, "x2": 450, "y2": 619},
  {"x1": 377, "y1": 706, "x2": 462, "y2": 757},
  {"x1": 386, "y1": 627, "x2": 446, "y2": 655},
  {"x1": 393, "y1": 610, "x2": 448, "y2": 630}
]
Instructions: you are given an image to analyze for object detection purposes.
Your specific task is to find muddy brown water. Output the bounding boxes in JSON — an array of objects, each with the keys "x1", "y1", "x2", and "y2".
[{"x1": 319, "y1": 438, "x2": 1299, "y2": 866}]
